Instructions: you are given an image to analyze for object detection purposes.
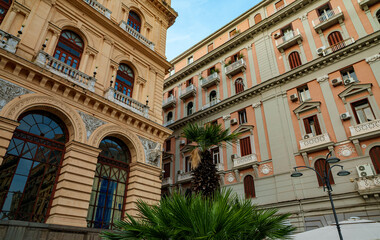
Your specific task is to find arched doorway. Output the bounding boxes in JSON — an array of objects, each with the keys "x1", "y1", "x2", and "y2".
[
  {"x1": 289, "y1": 51, "x2": 302, "y2": 69},
  {"x1": 243, "y1": 175, "x2": 255, "y2": 198},
  {"x1": 127, "y1": 11, "x2": 141, "y2": 32},
  {"x1": 87, "y1": 137, "x2": 131, "y2": 229},
  {"x1": 115, "y1": 64, "x2": 135, "y2": 98},
  {"x1": 314, "y1": 159, "x2": 334, "y2": 186},
  {"x1": 53, "y1": 30, "x2": 84, "y2": 69},
  {"x1": 370, "y1": 146, "x2": 380, "y2": 174},
  {"x1": 0, "y1": 111, "x2": 68, "y2": 222},
  {"x1": 0, "y1": 0, "x2": 12, "y2": 25}
]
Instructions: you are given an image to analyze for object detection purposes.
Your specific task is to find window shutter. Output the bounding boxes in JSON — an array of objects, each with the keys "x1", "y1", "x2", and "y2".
[
  {"x1": 303, "y1": 118, "x2": 311, "y2": 134},
  {"x1": 244, "y1": 175, "x2": 255, "y2": 198},
  {"x1": 313, "y1": 115, "x2": 322, "y2": 135},
  {"x1": 289, "y1": 52, "x2": 302, "y2": 69},
  {"x1": 314, "y1": 159, "x2": 334, "y2": 186},
  {"x1": 240, "y1": 137, "x2": 252, "y2": 156},
  {"x1": 163, "y1": 163, "x2": 170, "y2": 178}
]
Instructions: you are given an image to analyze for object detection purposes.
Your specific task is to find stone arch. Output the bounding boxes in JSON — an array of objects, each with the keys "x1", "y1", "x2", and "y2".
[
  {"x1": 241, "y1": 172, "x2": 255, "y2": 180},
  {"x1": 0, "y1": 93, "x2": 86, "y2": 143},
  {"x1": 126, "y1": 5, "x2": 147, "y2": 31},
  {"x1": 310, "y1": 156, "x2": 326, "y2": 167},
  {"x1": 326, "y1": 30, "x2": 345, "y2": 45},
  {"x1": 54, "y1": 19, "x2": 94, "y2": 49},
  {"x1": 88, "y1": 124, "x2": 145, "y2": 163},
  {"x1": 113, "y1": 55, "x2": 142, "y2": 78},
  {"x1": 364, "y1": 142, "x2": 380, "y2": 156}
]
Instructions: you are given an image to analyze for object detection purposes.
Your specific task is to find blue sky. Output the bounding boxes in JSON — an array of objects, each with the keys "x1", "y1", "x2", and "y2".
[{"x1": 166, "y1": 0, "x2": 261, "y2": 61}]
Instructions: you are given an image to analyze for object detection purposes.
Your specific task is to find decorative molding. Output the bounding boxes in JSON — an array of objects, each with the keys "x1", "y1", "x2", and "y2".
[
  {"x1": 138, "y1": 136, "x2": 162, "y2": 167},
  {"x1": 293, "y1": 101, "x2": 321, "y2": 117},
  {"x1": 317, "y1": 75, "x2": 329, "y2": 83},
  {"x1": 0, "y1": 79, "x2": 33, "y2": 111},
  {"x1": 137, "y1": 76, "x2": 147, "y2": 85},
  {"x1": 366, "y1": 54, "x2": 380, "y2": 64},
  {"x1": 338, "y1": 83, "x2": 372, "y2": 103},
  {"x1": 232, "y1": 124, "x2": 254, "y2": 134},
  {"x1": 260, "y1": 164, "x2": 272, "y2": 175},
  {"x1": 252, "y1": 102, "x2": 261, "y2": 108},
  {"x1": 337, "y1": 144, "x2": 355, "y2": 157},
  {"x1": 223, "y1": 115, "x2": 231, "y2": 121},
  {"x1": 300, "y1": 13, "x2": 308, "y2": 21},
  {"x1": 227, "y1": 173, "x2": 235, "y2": 183},
  {"x1": 78, "y1": 111, "x2": 107, "y2": 139}
]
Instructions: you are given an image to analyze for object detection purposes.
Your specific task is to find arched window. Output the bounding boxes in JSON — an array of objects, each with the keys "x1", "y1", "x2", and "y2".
[
  {"x1": 235, "y1": 78, "x2": 244, "y2": 94},
  {"x1": 254, "y1": 13, "x2": 262, "y2": 24},
  {"x1": 376, "y1": 10, "x2": 380, "y2": 24},
  {"x1": 187, "y1": 102, "x2": 193, "y2": 116},
  {"x1": 53, "y1": 30, "x2": 84, "y2": 69},
  {"x1": 289, "y1": 52, "x2": 302, "y2": 69},
  {"x1": 115, "y1": 64, "x2": 134, "y2": 97},
  {"x1": 87, "y1": 137, "x2": 131, "y2": 229},
  {"x1": 370, "y1": 146, "x2": 380, "y2": 174},
  {"x1": 166, "y1": 112, "x2": 173, "y2": 122},
  {"x1": 127, "y1": 11, "x2": 141, "y2": 32},
  {"x1": 314, "y1": 159, "x2": 334, "y2": 187},
  {"x1": 328, "y1": 31, "x2": 344, "y2": 52},
  {"x1": 209, "y1": 90, "x2": 217, "y2": 104},
  {"x1": 244, "y1": 175, "x2": 255, "y2": 198},
  {"x1": 0, "y1": 0, "x2": 12, "y2": 25},
  {"x1": 0, "y1": 111, "x2": 68, "y2": 222}
]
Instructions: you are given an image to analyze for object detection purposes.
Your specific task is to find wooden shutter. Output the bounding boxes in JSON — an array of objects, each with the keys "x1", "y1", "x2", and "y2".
[
  {"x1": 254, "y1": 14, "x2": 262, "y2": 24},
  {"x1": 289, "y1": 52, "x2": 302, "y2": 69},
  {"x1": 313, "y1": 115, "x2": 322, "y2": 135},
  {"x1": 370, "y1": 146, "x2": 380, "y2": 174},
  {"x1": 244, "y1": 175, "x2": 255, "y2": 198},
  {"x1": 240, "y1": 137, "x2": 252, "y2": 156},
  {"x1": 303, "y1": 118, "x2": 311, "y2": 134},
  {"x1": 235, "y1": 80, "x2": 244, "y2": 94},
  {"x1": 163, "y1": 163, "x2": 171, "y2": 178},
  {"x1": 314, "y1": 159, "x2": 334, "y2": 186},
  {"x1": 328, "y1": 31, "x2": 344, "y2": 52}
]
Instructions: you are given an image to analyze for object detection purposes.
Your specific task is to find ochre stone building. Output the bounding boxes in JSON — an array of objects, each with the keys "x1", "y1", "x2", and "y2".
[
  {"x1": 162, "y1": 0, "x2": 380, "y2": 233},
  {"x1": 0, "y1": 0, "x2": 176, "y2": 238}
]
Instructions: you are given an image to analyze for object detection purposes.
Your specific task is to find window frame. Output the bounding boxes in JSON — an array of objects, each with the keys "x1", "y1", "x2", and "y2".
[
  {"x1": 185, "y1": 156, "x2": 192, "y2": 172},
  {"x1": 303, "y1": 115, "x2": 322, "y2": 136},
  {"x1": 351, "y1": 98, "x2": 376, "y2": 124},
  {"x1": 187, "y1": 56, "x2": 194, "y2": 65},
  {"x1": 243, "y1": 175, "x2": 256, "y2": 198},
  {"x1": 297, "y1": 85, "x2": 311, "y2": 102},
  {"x1": 289, "y1": 51, "x2": 302, "y2": 69},
  {"x1": 239, "y1": 136, "x2": 252, "y2": 157},
  {"x1": 211, "y1": 147, "x2": 220, "y2": 164},
  {"x1": 238, "y1": 109, "x2": 247, "y2": 124},
  {"x1": 340, "y1": 66, "x2": 358, "y2": 82}
]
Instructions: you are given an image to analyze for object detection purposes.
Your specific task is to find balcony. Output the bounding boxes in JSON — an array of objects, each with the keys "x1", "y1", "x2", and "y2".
[
  {"x1": 83, "y1": 0, "x2": 111, "y2": 19},
  {"x1": 275, "y1": 29, "x2": 303, "y2": 52},
  {"x1": 179, "y1": 85, "x2": 197, "y2": 100},
  {"x1": 225, "y1": 59, "x2": 246, "y2": 78},
  {"x1": 355, "y1": 175, "x2": 380, "y2": 199},
  {"x1": 322, "y1": 37, "x2": 355, "y2": 56},
  {"x1": 349, "y1": 119, "x2": 380, "y2": 138},
  {"x1": 233, "y1": 154, "x2": 257, "y2": 169},
  {"x1": 299, "y1": 133, "x2": 332, "y2": 150},
  {"x1": 163, "y1": 119, "x2": 174, "y2": 127},
  {"x1": 105, "y1": 87, "x2": 149, "y2": 118},
  {"x1": 358, "y1": 0, "x2": 378, "y2": 10},
  {"x1": 312, "y1": 7, "x2": 344, "y2": 33},
  {"x1": 202, "y1": 99, "x2": 220, "y2": 110},
  {"x1": 162, "y1": 95, "x2": 176, "y2": 109},
  {"x1": 162, "y1": 177, "x2": 173, "y2": 186},
  {"x1": 0, "y1": 30, "x2": 20, "y2": 54},
  {"x1": 119, "y1": 21, "x2": 155, "y2": 51},
  {"x1": 177, "y1": 171, "x2": 192, "y2": 183},
  {"x1": 200, "y1": 72, "x2": 220, "y2": 89},
  {"x1": 35, "y1": 51, "x2": 96, "y2": 92}
]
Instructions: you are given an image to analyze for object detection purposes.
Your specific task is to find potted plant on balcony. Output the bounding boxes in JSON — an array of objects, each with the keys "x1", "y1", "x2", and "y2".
[
  {"x1": 224, "y1": 60, "x2": 232, "y2": 67},
  {"x1": 210, "y1": 68, "x2": 220, "y2": 74},
  {"x1": 238, "y1": 53, "x2": 245, "y2": 60}
]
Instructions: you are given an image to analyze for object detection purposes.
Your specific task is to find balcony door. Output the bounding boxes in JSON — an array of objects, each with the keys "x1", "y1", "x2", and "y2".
[
  {"x1": 53, "y1": 30, "x2": 84, "y2": 69},
  {"x1": 127, "y1": 11, "x2": 141, "y2": 33},
  {"x1": 328, "y1": 31, "x2": 344, "y2": 52},
  {"x1": 115, "y1": 64, "x2": 135, "y2": 97},
  {"x1": 0, "y1": 0, "x2": 12, "y2": 25}
]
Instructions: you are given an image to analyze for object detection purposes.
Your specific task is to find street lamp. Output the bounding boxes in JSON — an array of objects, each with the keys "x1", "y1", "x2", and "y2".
[{"x1": 290, "y1": 151, "x2": 350, "y2": 240}]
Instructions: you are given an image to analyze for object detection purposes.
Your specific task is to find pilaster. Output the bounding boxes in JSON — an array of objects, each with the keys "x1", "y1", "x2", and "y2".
[
  {"x1": 0, "y1": 117, "x2": 20, "y2": 165},
  {"x1": 366, "y1": 54, "x2": 380, "y2": 87}
]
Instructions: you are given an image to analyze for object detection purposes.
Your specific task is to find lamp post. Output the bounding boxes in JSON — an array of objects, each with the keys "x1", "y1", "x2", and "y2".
[{"x1": 291, "y1": 151, "x2": 350, "y2": 240}]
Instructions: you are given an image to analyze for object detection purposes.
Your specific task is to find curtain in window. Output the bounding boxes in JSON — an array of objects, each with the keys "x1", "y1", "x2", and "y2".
[
  {"x1": 289, "y1": 52, "x2": 302, "y2": 69},
  {"x1": 370, "y1": 146, "x2": 380, "y2": 174},
  {"x1": 244, "y1": 175, "x2": 255, "y2": 198}
]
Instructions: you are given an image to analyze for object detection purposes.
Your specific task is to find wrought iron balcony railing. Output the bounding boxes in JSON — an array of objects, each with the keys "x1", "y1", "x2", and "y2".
[
  {"x1": 322, "y1": 37, "x2": 355, "y2": 56},
  {"x1": 312, "y1": 7, "x2": 344, "y2": 32},
  {"x1": 275, "y1": 29, "x2": 303, "y2": 52},
  {"x1": 225, "y1": 59, "x2": 246, "y2": 78}
]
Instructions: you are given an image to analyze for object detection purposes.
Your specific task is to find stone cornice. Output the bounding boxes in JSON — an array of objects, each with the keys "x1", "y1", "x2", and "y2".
[
  {"x1": 147, "y1": 0, "x2": 178, "y2": 27},
  {"x1": 166, "y1": 31, "x2": 380, "y2": 130},
  {"x1": 165, "y1": 0, "x2": 318, "y2": 87}
]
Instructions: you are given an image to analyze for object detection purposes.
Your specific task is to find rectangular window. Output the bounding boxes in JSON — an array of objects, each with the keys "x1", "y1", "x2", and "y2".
[
  {"x1": 297, "y1": 85, "x2": 311, "y2": 102},
  {"x1": 229, "y1": 29, "x2": 237, "y2": 38},
  {"x1": 212, "y1": 148, "x2": 220, "y2": 164},
  {"x1": 351, "y1": 99, "x2": 375, "y2": 124},
  {"x1": 187, "y1": 56, "x2": 193, "y2": 65},
  {"x1": 165, "y1": 139, "x2": 171, "y2": 152},
  {"x1": 208, "y1": 43, "x2": 214, "y2": 52},
  {"x1": 317, "y1": 3, "x2": 332, "y2": 17},
  {"x1": 238, "y1": 109, "x2": 247, "y2": 124},
  {"x1": 281, "y1": 24, "x2": 293, "y2": 41},
  {"x1": 275, "y1": 0, "x2": 284, "y2": 10},
  {"x1": 340, "y1": 67, "x2": 358, "y2": 82},
  {"x1": 303, "y1": 115, "x2": 322, "y2": 136},
  {"x1": 231, "y1": 53, "x2": 239, "y2": 63},
  {"x1": 163, "y1": 163, "x2": 170, "y2": 178},
  {"x1": 185, "y1": 156, "x2": 192, "y2": 172},
  {"x1": 240, "y1": 137, "x2": 252, "y2": 157},
  {"x1": 169, "y1": 68, "x2": 175, "y2": 76},
  {"x1": 186, "y1": 78, "x2": 193, "y2": 87},
  {"x1": 168, "y1": 89, "x2": 174, "y2": 97}
]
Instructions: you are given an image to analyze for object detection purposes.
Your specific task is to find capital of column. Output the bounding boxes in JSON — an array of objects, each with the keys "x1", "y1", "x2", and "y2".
[
  {"x1": 252, "y1": 102, "x2": 261, "y2": 108},
  {"x1": 317, "y1": 75, "x2": 329, "y2": 83},
  {"x1": 223, "y1": 115, "x2": 231, "y2": 121},
  {"x1": 366, "y1": 54, "x2": 380, "y2": 64}
]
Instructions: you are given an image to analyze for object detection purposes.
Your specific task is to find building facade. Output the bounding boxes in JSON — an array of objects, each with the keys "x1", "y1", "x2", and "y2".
[
  {"x1": 162, "y1": 0, "x2": 380, "y2": 232},
  {"x1": 0, "y1": 0, "x2": 176, "y2": 239}
]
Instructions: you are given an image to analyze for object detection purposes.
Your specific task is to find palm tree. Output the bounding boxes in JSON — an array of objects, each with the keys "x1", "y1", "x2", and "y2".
[
  {"x1": 101, "y1": 189, "x2": 295, "y2": 240},
  {"x1": 182, "y1": 123, "x2": 240, "y2": 197}
]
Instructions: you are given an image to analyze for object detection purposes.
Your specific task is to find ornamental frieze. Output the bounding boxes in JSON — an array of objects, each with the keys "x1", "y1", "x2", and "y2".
[
  {"x1": 78, "y1": 111, "x2": 107, "y2": 139},
  {"x1": 0, "y1": 78, "x2": 33, "y2": 111},
  {"x1": 138, "y1": 136, "x2": 161, "y2": 167}
]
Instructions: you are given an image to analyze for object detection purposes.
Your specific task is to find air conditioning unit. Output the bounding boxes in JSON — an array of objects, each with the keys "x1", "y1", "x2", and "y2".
[
  {"x1": 231, "y1": 154, "x2": 238, "y2": 159},
  {"x1": 344, "y1": 77, "x2": 356, "y2": 86},
  {"x1": 316, "y1": 46, "x2": 325, "y2": 56},
  {"x1": 331, "y1": 78, "x2": 342, "y2": 87},
  {"x1": 356, "y1": 164, "x2": 374, "y2": 178},
  {"x1": 180, "y1": 140, "x2": 186, "y2": 145},
  {"x1": 290, "y1": 94, "x2": 298, "y2": 102},
  {"x1": 230, "y1": 118, "x2": 238, "y2": 125},
  {"x1": 340, "y1": 112, "x2": 351, "y2": 120},
  {"x1": 303, "y1": 133, "x2": 314, "y2": 139},
  {"x1": 274, "y1": 32, "x2": 281, "y2": 39}
]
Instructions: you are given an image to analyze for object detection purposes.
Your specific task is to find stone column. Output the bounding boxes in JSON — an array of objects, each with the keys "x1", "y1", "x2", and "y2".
[
  {"x1": 79, "y1": 50, "x2": 90, "y2": 73},
  {"x1": 46, "y1": 141, "x2": 101, "y2": 227},
  {"x1": 46, "y1": 32, "x2": 59, "y2": 54},
  {"x1": 252, "y1": 102, "x2": 269, "y2": 161},
  {"x1": 363, "y1": 7, "x2": 380, "y2": 32},
  {"x1": 366, "y1": 54, "x2": 380, "y2": 87},
  {"x1": 0, "y1": 117, "x2": 19, "y2": 165},
  {"x1": 300, "y1": 14, "x2": 317, "y2": 59},
  {"x1": 246, "y1": 44, "x2": 257, "y2": 86}
]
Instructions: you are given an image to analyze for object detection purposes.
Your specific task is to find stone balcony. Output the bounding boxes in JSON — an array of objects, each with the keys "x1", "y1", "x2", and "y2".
[
  {"x1": 35, "y1": 51, "x2": 96, "y2": 92},
  {"x1": 0, "y1": 30, "x2": 20, "y2": 54},
  {"x1": 312, "y1": 7, "x2": 344, "y2": 33},
  {"x1": 299, "y1": 133, "x2": 332, "y2": 151},
  {"x1": 162, "y1": 95, "x2": 176, "y2": 110},
  {"x1": 119, "y1": 21, "x2": 155, "y2": 51},
  {"x1": 202, "y1": 99, "x2": 220, "y2": 110},
  {"x1": 83, "y1": 0, "x2": 111, "y2": 19},
  {"x1": 177, "y1": 171, "x2": 192, "y2": 183},
  {"x1": 233, "y1": 153, "x2": 257, "y2": 169},
  {"x1": 349, "y1": 119, "x2": 380, "y2": 138},
  {"x1": 225, "y1": 59, "x2": 246, "y2": 78},
  {"x1": 355, "y1": 175, "x2": 380, "y2": 199},
  {"x1": 216, "y1": 163, "x2": 224, "y2": 172},
  {"x1": 275, "y1": 29, "x2": 303, "y2": 52},
  {"x1": 105, "y1": 87, "x2": 149, "y2": 118},
  {"x1": 162, "y1": 177, "x2": 173, "y2": 186},
  {"x1": 323, "y1": 37, "x2": 355, "y2": 56},
  {"x1": 163, "y1": 119, "x2": 174, "y2": 127},
  {"x1": 179, "y1": 85, "x2": 197, "y2": 100},
  {"x1": 358, "y1": 0, "x2": 378, "y2": 10},
  {"x1": 200, "y1": 72, "x2": 220, "y2": 89}
]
